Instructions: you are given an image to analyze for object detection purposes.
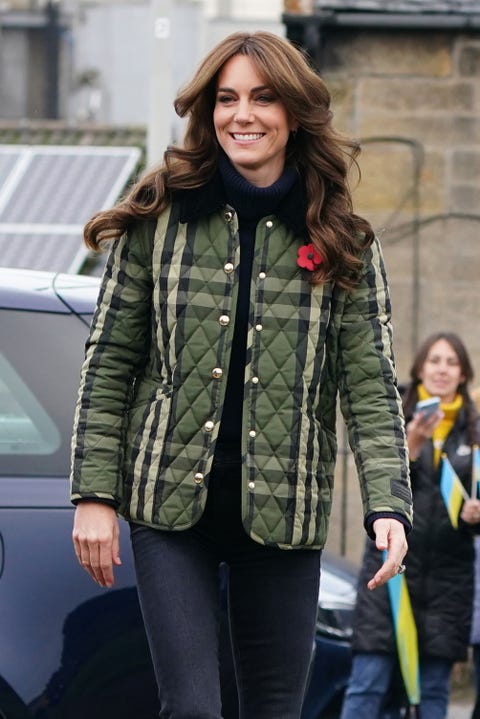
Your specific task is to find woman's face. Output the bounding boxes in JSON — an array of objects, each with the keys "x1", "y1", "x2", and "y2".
[
  {"x1": 213, "y1": 54, "x2": 296, "y2": 187},
  {"x1": 418, "y1": 338, "x2": 465, "y2": 403}
]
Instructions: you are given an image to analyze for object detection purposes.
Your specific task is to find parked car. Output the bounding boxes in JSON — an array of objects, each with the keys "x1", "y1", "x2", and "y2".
[{"x1": 0, "y1": 266, "x2": 357, "y2": 719}]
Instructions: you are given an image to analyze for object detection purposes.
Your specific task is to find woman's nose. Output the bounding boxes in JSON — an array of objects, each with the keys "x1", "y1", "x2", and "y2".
[{"x1": 234, "y1": 100, "x2": 253, "y2": 122}]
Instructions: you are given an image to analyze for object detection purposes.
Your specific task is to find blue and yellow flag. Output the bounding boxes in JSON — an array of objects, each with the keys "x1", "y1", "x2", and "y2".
[
  {"x1": 472, "y1": 445, "x2": 480, "y2": 499},
  {"x1": 440, "y1": 454, "x2": 468, "y2": 528},
  {"x1": 384, "y1": 551, "x2": 420, "y2": 707}
]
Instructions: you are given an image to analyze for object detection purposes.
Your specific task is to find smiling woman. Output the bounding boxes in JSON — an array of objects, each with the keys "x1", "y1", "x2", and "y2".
[
  {"x1": 213, "y1": 54, "x2": 297, "y2": 187},
  {"x1": 70, "y1": 30, "x2": 412, "y2": 719},
  {"x1": 0, "y1": 267, "x2": 360, "y2": 719},
  {"x1": 341, "y1": 331, "x2": 480, "y2": 719}
]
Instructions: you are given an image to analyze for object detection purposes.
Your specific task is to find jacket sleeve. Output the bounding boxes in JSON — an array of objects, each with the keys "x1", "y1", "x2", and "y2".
[
  {"x1": 70, "y1": 220, "x2": 154, "y2": 505},
  {"x1": 337, "y1": 236, "x2": 413, "y2": 529}
]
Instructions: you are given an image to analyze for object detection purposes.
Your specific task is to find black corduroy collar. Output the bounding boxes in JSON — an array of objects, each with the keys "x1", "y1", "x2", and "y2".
[{"x1": 174, "y1": 162, "x2": 308, "y2": 237}]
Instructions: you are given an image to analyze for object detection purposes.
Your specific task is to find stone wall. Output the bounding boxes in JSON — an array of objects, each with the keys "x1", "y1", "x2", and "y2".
[{"x1": 315, "y1": 27, "x2": 480, "y2": 563}]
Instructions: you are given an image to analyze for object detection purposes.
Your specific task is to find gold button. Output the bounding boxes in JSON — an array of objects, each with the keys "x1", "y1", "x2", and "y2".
[
  {"x1": 194, "y1": 472, "x2": 204, "y2": 484},
  {"x1": 219, "y1": 315, "x2": 230, "y2": 326},
  {"x1": 258, "y1": 272, "x2": 266, "y2": 280},
  {"x1": 225, "y1": 210, "x2": 234, "y2": 222},
  {"x1": 265, "y1": 220, "x2": 273, "y2": 229},
  {"x1": 252, "y1": 376, "x2": 259, "y2": 384},
  {"x1": 224, "y1": 262, "x2": 234, "y2": 274},
  {"x1": 255, "y1": 323, "x2": 263, "y2": 331},
  {"x1": 249, "y1": 430, "x2": 256, "y2": 438},
  {"x1": 204, "y1": 420, "x2": 214, "y2": 432},
  {"x1": 212, "y1": 367, "x2": 223, "y2": 379},
  {"x1": 248, "y1": 481, "x2": 255, "y2": 490}
]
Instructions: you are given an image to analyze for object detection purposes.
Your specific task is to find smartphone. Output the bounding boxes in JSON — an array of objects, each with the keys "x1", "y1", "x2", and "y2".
[{"x1": 415, "y1": 396, "x2": 441, "y2": 417}]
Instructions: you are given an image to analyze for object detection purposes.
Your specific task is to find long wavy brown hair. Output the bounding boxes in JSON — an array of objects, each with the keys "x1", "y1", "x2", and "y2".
[{"x1": 84, "y1": 31, "x2": 374, "y2": 288}]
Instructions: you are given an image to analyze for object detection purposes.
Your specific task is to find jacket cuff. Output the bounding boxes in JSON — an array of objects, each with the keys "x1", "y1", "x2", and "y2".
[
  {"x1": 71, "y1": 497, "x2": 118, "y2": 509},
  {"x1": 365, "y1": 511, "x2": 411, "y2": 540}
]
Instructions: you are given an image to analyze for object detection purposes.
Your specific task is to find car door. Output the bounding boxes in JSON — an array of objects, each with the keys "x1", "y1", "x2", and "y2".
[{"x1": 0, "y1": 295, "x2": 158, "y2": 719}]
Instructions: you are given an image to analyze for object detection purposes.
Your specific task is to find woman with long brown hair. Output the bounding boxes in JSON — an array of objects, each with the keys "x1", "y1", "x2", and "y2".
[{"x1": 70, "y1": 31, "x2": 411, "y2": 718}]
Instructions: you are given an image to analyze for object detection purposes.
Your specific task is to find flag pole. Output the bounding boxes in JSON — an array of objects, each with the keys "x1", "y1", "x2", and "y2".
[{"x1": 472, "y1": 445, "x2": 479, "y2": 499}]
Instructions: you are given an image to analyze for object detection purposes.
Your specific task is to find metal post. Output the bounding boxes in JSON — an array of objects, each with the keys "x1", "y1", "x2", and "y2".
[
  {"x1": 147, "y1": 0, "x2": 174, "y2": 168},
  {"x1": 147, "y1": 0, "x2": 206, "y2": 168},
  {"x1": 45, "y1": 0, "x2": 60, "y2": 119}
]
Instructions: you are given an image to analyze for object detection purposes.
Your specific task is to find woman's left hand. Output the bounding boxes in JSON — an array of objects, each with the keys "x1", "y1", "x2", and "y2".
[
  {"x1": 367, "y1": 517, "x2": 408, "y2": 590},
  {"x1": 460, "y1": 498, "x2": 480, "y2": 525}
]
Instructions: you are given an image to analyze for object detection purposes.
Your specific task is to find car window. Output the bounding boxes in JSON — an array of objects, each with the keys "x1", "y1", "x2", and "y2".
[
  {"x1": 0, "y1": 353, "x2": 61, "y2": 454},
  {"x1": 0, "y1": 308, "x2": 91, "y2": 476}
]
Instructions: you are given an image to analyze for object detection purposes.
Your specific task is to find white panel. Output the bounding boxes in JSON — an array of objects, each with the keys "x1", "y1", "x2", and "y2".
[{"x1": 0, "y1": 145, "x2": 141, "y2": 274}]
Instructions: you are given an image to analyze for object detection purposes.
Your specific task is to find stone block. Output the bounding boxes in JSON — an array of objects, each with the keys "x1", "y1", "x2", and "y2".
[
  {"x1": 451, "y1": 185, "x2": 480, "y2": 214},
  {"x1": 358, "y1": 78, "x2": 475, "y2": 114},
  {"x1": 418, "y1": 219, "x2": 480, "y2": 282},
  {"x1": 328, "y1": 79, "x2": 356, "y2": 134},
  {"x1": 417, "y1": 282, "x2": 479, "y2": 337},
  {"x1": 379, "y1": 222, "x2": 418, "y2": 263},
  {"x1": 451, "y1": 150, "x2": 480, "y2": 181},
  {"x1": 358, "y1": 115, "x2": 480, "y2": 148},
  {"x1": 353, "y1": 142, "x2": 418, "y2": 213},
  {"x1": 417, "y1": 151, "x2": 448, "y2": 215},
  {"x1": 322, "y1": 30, "x2": 453, "y2": 77},
  {"x1": 457, "y1": 43, "x2": 480, "y2": 77},
  {"x1": 352, "y1": 142, "x2": 446, "y2": 217}
]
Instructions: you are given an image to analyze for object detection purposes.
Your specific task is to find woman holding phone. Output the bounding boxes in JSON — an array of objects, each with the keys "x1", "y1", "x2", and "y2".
[{"x1": 341, "y1": 331, "x2": 480, "y2": 719}]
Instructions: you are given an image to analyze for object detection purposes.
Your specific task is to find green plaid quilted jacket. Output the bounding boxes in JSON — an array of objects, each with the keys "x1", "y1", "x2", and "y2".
[{"x1": 70, "y1": 189, "x2": 412, "y2": 549}]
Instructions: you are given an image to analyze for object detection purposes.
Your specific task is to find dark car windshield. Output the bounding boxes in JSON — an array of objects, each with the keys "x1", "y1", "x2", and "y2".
[{"x1": 0, "y1": 308, "x2": 90, "y2": 476}]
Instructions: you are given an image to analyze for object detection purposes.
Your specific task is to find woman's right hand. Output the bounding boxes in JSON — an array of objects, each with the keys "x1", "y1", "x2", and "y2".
[
  {"x1": 460, "y1": 498, "x2": 480, "y2": 525},
  {"x1": 72, "y1": 501, "x2": 121, "y2": 587},
  {"x1": 406, "y1": 408, "x2": 443, "y2": 461}
]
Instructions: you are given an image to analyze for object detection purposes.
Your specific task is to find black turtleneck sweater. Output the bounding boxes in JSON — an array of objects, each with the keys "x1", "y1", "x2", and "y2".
[{"x1": 215, "y1": 156, "x2": 297, "y2": 452}]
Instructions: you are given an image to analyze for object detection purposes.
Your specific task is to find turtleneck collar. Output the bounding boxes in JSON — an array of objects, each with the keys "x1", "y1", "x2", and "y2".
[
  {"x1": 217, "y1": 152, "x2": 297, "y2": 222},
  {"x1": 175, "y1": 153, "x2": 308, "y2": 236}
]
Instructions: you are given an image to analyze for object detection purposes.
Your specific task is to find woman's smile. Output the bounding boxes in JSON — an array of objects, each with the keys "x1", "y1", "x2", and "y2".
[{"x1": 231, "y1": 132, "x2": 266, "y2": 142}]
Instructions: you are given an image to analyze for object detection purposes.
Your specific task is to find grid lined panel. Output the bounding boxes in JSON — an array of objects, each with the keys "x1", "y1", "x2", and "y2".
[
  {"x1": 0, "y1": 145, "x2": 141, "y2": 273},
  {"x1": 1, "y1": 153, "x2": 136, "y2": 224},
  {"x1": 0, "y1": 152, "x2": 18, "y2": 188},
  {"x1": 0, "y1": 232, "x2": 87, "y2": 273}
]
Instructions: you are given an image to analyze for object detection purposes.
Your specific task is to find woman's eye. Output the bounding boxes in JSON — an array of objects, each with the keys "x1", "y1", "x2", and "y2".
[
  {"x1": 217, "y1": 94, "x2": 235, "y2": 104},
  {"x1": 256, "y1": 94, "x2": 275, "y2": 104}
]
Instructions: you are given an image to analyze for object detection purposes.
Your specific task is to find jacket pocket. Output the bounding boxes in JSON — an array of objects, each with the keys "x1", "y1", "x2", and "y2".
[{"x1": 123, "y1": 387, "x2": 172, "y2": 484}]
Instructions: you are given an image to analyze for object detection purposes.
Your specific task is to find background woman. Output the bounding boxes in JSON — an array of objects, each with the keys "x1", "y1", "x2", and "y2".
[{"x1": 341, "y1": 331, "x2": 480, "y2": 719}]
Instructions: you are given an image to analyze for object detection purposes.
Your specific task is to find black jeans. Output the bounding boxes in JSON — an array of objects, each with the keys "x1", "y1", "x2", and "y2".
[{"x1": 130, "y1": 451, "x2": 321, "y2": 719}]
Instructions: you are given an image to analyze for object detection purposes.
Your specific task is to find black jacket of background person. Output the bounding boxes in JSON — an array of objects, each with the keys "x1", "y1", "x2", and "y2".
[{"x1": 351, "y1": 397, "x2": 480, "y2": 662}]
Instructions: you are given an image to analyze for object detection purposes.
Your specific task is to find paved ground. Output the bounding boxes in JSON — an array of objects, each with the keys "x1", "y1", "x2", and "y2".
[
  {"x1": 449, "y1": 701, "x2": 471, "y2": 719},
  {"x1": 449, "y1": 685, "x2": 474, "y2": 719}
]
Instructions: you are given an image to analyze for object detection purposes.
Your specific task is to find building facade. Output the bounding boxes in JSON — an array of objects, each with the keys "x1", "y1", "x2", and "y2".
[{"x1": 284, "y1": 0, "x2": 480, "y2": 559}]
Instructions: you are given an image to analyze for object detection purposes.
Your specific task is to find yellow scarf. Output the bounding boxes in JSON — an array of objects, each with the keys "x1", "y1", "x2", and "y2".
[{"x1": 417, "y1": 384, "x2": 463, "y2": 466}]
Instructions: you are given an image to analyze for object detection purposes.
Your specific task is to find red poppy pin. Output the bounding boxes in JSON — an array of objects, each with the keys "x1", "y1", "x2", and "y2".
[{"x1": 297, "y1": 243, "x2": 322, "y2": 272}]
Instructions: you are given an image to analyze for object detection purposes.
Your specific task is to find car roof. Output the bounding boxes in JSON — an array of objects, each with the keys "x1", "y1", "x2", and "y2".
[{"x1": 0, "y1": 266, "x2": 100, "y2": 314}]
